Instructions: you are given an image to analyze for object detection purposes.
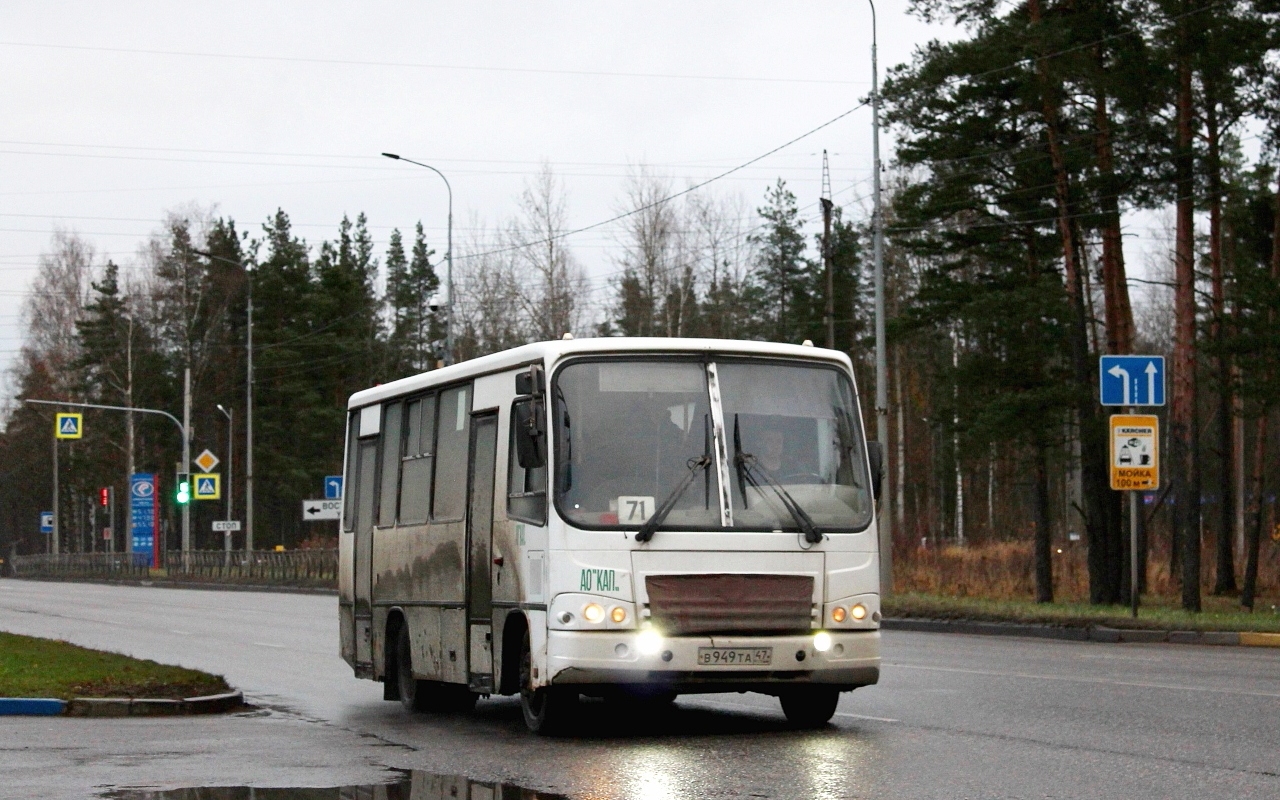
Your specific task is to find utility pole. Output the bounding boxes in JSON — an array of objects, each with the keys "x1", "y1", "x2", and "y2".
[
  {"x1": 246, "y1": 268, "x2": 255, "y2": 553},
  {"x1": 820, "y1": 150, "x2": 835, "y2": 350},
  {"x1": 868, "y1": 0, "x2": 893, "y2": 589},
  {"x1": 217, "y1": 403, "x2": 233, "y2": 561},
  {"x1": 182, "y1": 366, "x2": 191, "y2": 564},
  {"x1": 51, "y1": 436, "x2": 58, "y2": 556}
]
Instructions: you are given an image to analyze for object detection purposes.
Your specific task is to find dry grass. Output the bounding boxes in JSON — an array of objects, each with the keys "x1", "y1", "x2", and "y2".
[{"x1": 894, "y1": 538, "x2": 1280, "y2": 607}]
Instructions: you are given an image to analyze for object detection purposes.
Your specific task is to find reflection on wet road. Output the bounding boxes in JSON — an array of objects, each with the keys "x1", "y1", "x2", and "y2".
[
  {"x1": 104, "y1": 769, "x2": 567, "y2": 799},
  {"x1": 2, "y1": 580, "x2": 1279, "y2": 800}
]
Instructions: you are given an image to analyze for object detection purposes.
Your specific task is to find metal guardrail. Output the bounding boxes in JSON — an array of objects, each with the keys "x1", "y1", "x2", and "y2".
[{"x1": 8, "y1": 549, "x2": 337, "y2": 587}]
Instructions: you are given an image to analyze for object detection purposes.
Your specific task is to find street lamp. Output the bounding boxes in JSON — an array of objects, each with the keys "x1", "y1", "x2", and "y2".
[
  {"x1": 382, "y1": 152, "x2": 454, "y2": 366},
  {"x1": 867, "y1": 0, "x2": 892, "y2": 591},
  {"x1": 192, "y1": 248, "x2": 253, "y2": 553}
]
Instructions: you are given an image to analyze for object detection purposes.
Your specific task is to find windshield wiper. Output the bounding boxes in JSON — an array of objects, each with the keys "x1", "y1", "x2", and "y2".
[
  {"x1": 635, "y1": 455, "x2": 712, "y2": 543},
  {"x1": 733, "y1": 415, "x2": 823, "y2": 544}
]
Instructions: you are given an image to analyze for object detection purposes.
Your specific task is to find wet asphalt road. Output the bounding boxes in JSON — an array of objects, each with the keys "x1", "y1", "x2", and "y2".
[{"x1": 1, "y1": 579, "x2": 1278, "y2": 800}]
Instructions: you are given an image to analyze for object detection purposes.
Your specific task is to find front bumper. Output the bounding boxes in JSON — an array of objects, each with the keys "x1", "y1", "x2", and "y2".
[{"x1": 545, "y1": 629, "x2": 880, "y2": 693}]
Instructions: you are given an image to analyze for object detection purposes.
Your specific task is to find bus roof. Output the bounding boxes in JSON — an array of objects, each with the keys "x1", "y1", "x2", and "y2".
[{"x1": 347, "y1": 337, "x2": 855, "y2": 410}]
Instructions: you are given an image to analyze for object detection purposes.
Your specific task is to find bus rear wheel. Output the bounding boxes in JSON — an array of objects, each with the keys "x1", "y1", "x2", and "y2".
[
  {"x1": 519, "y1": 630, "x2": 576, "y2": 735},
  {"x1": 395, "y1": 625, "x2": 477, "y2": 713},
  {"x1": 395, "y1": 624, "x2": 430, "y2": 713},
  {"x1": 779, "y1": 687, "x2": 839, "y2": 727}
]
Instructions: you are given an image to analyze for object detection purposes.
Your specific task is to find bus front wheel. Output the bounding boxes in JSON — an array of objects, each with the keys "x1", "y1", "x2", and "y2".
[
  {"x1": 779, "y1": 687, "x2": 840, "y2": 727},
  {"x1": 519, "y1": 630, "x2": 576, "y2": 735}
]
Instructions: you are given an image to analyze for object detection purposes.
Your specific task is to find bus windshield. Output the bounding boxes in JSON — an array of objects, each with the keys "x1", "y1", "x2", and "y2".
[{"x1": 553, "y1": 358, "x2": 873, "y2": 532}]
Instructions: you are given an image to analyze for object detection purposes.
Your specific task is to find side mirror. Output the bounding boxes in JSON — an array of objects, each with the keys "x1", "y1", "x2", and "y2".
[
  {"x1": 866, "y1": 441, "x2": 885, "y2": 503},
  {"x1": 515, "y1": 365, "x2": 545, "y2": 397},
  {"x1": 513, "y1": 398, "x2": 546, "y2": 469}
]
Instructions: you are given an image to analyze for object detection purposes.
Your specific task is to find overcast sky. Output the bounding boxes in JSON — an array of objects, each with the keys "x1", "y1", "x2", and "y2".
[{"x1": 1, "y1": 1, "x2": 954, "y2": 372}]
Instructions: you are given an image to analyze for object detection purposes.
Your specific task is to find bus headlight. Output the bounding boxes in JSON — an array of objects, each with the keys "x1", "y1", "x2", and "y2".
[
  {"x1": 637, "y1": 628, "x2": 663, "y2": 655},
  {"x1": 850, "y1": 603, "x2": 867, "y2": 621},
  {"x1": 610, "y1": 606, "x2": 628, "y2": 624},
  {"x1": 831, "y1": 606, "x2": 847, "y2": 623},
  {"x1": 813, "y1": 631, "x2": 833, "y2": 652},
  {"x1": 582, "y1": 603, "x2": 605, "y2": 624}
]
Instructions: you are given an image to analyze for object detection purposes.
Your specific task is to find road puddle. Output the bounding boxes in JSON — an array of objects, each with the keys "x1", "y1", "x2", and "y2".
[{"x1": 102, "y1": 769, "x2": 567, "y2": 799}]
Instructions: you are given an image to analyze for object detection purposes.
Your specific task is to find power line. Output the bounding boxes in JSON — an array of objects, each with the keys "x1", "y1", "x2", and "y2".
[
  {"x1": 454, "y1": 101, "x2": 871, "y2": 262},
  {"x1": 0, "y1": 40, "x2": 866, "y2": 86}
]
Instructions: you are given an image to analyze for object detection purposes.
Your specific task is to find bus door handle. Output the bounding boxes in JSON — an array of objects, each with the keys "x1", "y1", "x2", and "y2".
[{"x1": 492, "y1": 555, "x2": 504, "y2": 567}]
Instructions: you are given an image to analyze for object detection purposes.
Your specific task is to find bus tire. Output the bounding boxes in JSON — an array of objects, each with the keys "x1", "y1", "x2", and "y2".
[
  {"x1": 395, "y1": 624, "x2": 432, "y2": 713},
  {"x1": 519, "y1": 629, "x2": 576, "y2": 735},
  {"x1": 779, "y1": 687, "x2": 839, "y2": 727}
]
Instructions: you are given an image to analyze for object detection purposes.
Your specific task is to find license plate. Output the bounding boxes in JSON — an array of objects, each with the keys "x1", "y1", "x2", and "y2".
[{"x1": 697, "y1": 647, "x2": 772, "y2": 666}]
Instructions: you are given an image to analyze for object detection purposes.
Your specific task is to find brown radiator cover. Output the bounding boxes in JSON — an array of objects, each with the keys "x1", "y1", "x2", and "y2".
[{"x1": 645, "y1": 573, "x2": 815, "y2": 635}]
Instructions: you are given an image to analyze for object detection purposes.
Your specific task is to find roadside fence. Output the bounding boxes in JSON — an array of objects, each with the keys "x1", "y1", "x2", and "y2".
[{"x1": 8, "y1": 549, "x2": 337, "y2": 589}]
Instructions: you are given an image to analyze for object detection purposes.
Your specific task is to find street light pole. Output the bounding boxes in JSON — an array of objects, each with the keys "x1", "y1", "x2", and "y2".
[
  {"x1": 381, "y1": 152, "x2": 454, "y2": 366},
  {"x1": 868, "y1": 0, "x2": 892, "y2": 591}
]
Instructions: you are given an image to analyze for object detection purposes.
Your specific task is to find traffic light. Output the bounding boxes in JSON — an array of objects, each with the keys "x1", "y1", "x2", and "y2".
[
  {"x1": 99, "y1": 487, "x2": 109, "y2": 507},
  {"x1": 175, "y1": 473, "x2": 191, "y2": 505}
]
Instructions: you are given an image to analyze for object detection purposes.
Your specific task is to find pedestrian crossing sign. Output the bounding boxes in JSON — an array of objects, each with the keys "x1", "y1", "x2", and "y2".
[
  {"x1": 193, "y1": 473, "x2": 221, "y2": 500},
  {"x1": 55, "y1": 413, "x2": 82, "y2": 439}
]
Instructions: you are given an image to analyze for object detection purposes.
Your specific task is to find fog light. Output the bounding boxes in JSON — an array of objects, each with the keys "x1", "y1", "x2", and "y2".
[
  {"x1": 813, "y1": 631, "x2": 833, "y2": 652},
  {"x1": 583, "y1": 603, "x2": 605, "y2": 623},
  {"x1": 610, "y1": 606, "x2": 628, "y2": 624},
  {"x1": 851, "y1": 603, "x2": 867, "y2": 621},
  {"x1": 831, "y1": 606, "x2": 847, "y2": 623},
  {"x1": 637, "y1": 629, "x2": 663, "y2": 655}
]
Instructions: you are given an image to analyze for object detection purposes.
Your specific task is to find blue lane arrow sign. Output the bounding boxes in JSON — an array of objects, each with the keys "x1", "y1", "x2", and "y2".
[
  {"x1": 1100, "y1": 355, "x2": 1165, "y2": 406},
  {"x1": 324, "y1": 475, "x2": 343, "y2": 500}
]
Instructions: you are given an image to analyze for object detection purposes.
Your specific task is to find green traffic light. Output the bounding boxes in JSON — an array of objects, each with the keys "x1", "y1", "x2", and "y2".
[{"x1": 176, "y1": 481, "x2": 190, "y2": 504}]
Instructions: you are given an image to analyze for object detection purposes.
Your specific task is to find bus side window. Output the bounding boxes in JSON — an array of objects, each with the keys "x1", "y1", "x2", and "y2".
[
  {"x1": 399, "y1": 395, "x2": 435, "y2": 524},
  {"x1": 377, "y1": 402, "x2": 403, "y2": 526},
  {"x1": 508, "y1": 398, "x2": 547, "y2": 525},
  {"x1": 432, "y1": 385, "x2": 470, "y2": 520},
  {"x1": 342, "y1": 411, "x2": 359, "y2": 531}
]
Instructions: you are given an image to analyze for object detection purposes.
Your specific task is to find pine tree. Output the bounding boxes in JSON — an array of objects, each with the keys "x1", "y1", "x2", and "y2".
[{"x1": 751, "y1": 180, "x2": 810, "y2": 343}]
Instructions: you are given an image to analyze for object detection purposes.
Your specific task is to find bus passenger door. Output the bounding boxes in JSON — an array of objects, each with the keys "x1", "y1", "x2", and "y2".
[
  {"x1": 466, "y1": 412, "x2": 499, "y2": 692},
  {"x1": 353, "y1": 438, "x2": 379, "y2": 669}
]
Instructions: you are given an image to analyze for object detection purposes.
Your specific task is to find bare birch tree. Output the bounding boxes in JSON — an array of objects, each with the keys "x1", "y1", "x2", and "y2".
[{"x1": 507, "y1": 166, "x2": 589, "y2": 340}]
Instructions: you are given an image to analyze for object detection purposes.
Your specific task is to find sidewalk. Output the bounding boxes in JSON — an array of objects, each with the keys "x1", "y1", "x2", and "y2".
[{"x1": 885, "y1": 617, "x2": 1280, "y2": 647}]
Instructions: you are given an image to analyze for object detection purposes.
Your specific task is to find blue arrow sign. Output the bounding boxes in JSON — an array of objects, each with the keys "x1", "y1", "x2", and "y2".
[
  {"x1": 39, "y1": 511, "x2": 53, "y2": 534},
  {"x1": 325, "y1": 475, "x2": 344, "y2": 500},
  {"x1": 1100, "y1": 355, "x2": 1165, "y2": 406}
]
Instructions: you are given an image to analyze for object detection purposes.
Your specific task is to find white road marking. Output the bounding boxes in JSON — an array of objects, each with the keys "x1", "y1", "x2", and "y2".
[{"x1": 252, "y1": 642, "x2": 288, "y2": 649}]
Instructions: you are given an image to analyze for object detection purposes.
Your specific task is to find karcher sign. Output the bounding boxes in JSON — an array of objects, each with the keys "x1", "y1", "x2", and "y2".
[{"x1": 1109, "y1": 414, "x2": 1159, "y2": 491}]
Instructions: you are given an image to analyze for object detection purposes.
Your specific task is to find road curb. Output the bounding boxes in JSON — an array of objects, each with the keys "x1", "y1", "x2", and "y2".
[
  {"x1": 884, "y1": 618, "x2": 1280, "y2": 647},
  {"x1": 2, "y1": 691, "x2": 244, "y2": 717},
  {"x1": 0, "y1": 698, "x2": 66, "y2": 715}
]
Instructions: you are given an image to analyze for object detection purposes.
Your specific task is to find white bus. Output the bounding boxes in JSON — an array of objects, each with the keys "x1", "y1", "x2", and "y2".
[{"x1": 339, "y1": 337, "x2": 883, "y2": 734}]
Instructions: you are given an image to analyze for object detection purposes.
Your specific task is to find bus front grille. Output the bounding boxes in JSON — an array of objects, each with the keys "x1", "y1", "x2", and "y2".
[{"x1": 644, "y1": 573, "x2": 814, "y2": 635}]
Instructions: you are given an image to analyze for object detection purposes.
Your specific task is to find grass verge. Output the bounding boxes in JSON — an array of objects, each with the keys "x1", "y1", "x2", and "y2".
[
  {"x1": 0, "y1": 632, "x2": 230, "y2": 700},
  {"x1": 884, "y1": 592, "x2": 1280, "y2": 633}
]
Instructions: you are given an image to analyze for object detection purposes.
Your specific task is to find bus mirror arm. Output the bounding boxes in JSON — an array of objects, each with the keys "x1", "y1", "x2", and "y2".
[
  {"x1": 867, "y1": 441, "x2": 885, "y2": 503},
  {"x1": 514, "y1": 398, "x2": 547, "y2": 469}
]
